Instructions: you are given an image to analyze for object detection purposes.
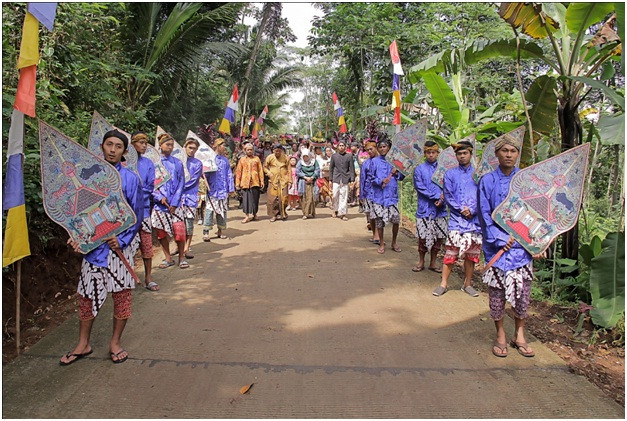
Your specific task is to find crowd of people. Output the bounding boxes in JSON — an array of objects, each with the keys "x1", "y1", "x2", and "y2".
[{"x1": 59, "y1": 127, "x2": 542, "y2": 366}]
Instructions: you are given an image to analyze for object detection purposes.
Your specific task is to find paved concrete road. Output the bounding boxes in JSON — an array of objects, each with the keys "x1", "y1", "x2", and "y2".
[{"x1": 3, "y1": 203, "x2": 624, "y2": 418}]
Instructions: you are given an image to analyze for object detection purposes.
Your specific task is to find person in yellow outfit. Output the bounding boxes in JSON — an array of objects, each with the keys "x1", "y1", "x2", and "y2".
[{"x1": 264, "y1": 143, "x2": 292, "y2": 221}]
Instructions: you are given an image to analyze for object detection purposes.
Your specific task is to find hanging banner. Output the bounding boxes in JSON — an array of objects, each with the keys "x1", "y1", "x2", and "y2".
[
  {"x1": 431, "y1": 133, "x2": 476, "y2": 188},
  {"x1": 187, "y1": 130, "x2": 218, "y2": 172},
  {"x1": 473, "y1": 126, "x2": 525, "y2": 183},
  {"x1": 385, "y1": 118, "x2": 427, "y2": 176},
  {"x1": 492, "y1": 143, "x2": 590, "y2": 255},
  {"x1": 39, "y1": 120, "x2": 137, "y2": 254}
]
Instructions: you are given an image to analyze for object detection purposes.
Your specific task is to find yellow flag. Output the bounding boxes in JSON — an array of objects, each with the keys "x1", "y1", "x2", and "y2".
[
  {"x1": 3, "y1": 205, "x2": 31, "y2": 267},
  {"x1": 17, "y1": 12, "x2": 39, "y2": 69}
]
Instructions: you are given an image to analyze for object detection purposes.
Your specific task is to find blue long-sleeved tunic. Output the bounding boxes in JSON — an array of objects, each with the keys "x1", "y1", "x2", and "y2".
[
  {"x1": 136, "y1": 155, "x2": 155, "y2": 220},
  {"x1": 371, "y1": 156, "x2": 405, "y2": 207},
  {"x1": 413, "y1": 160, "x2": 447, "y2": 219},
  {"x1": 478, "y1": 166, "x2": 532, "y2": 272},
  {"x1": 443, "y1": 164, "x2": 480, "y2": 233},
  {"x1": 181, "y1": 156, "x2": 203, "y2": 208},
  {"x1": 153, "y1": 154, "x2": 185, "y2": 210},
  {"x1": 85, "y1": 163, "x2": 143, "y2": 267},
  {"x1": 206, "y1": 154, "x2": 234, "y2": 199},
  {"x1": 359, "y1": 158, "x2": 376, "y2": 201}
]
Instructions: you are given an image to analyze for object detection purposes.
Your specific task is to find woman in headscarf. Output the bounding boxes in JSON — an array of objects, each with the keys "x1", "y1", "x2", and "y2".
[{"x1": 296, "y1": 148, "x2": 320, "y2": 219}]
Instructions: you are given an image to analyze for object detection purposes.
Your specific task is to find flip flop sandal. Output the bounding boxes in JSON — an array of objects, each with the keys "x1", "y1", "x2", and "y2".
[
  {"x1": 510, "y1": 340, "x2": 535, "y2": 357},
  {"x1": 179, "y1": 260, "x2": 190, "y2": 269},
  {"x1": 185, "y1": 252, "x2": 194, "y2": 259},
  {"x1": 159, "y1": 260, "x2": 175, "y2": 269},
  {"x1": 270, "y1": 217, "x2": 277, "y2": 222},
  {"x1": 492, "y1": 342, "x2": 508, "y2": 358},
  {"x1": 59, "y1": 349, "x2": 93, "y2": 366},
  {"x1": 391, "y1": 245, "x2": 402, "y2": 252},
  {"x1": 341, "y1": 216, "x2": 349, "y2": 221},
  {"x1": 428, "y1": 267, "x2": 443, "y2": 273},
  {"x1": 203, "y1": 235, "x2": 211, "y2": 242},
  {"x1": 110, "y1": 349, "x2": 128, "y2": 364},
  {"x1": 412, "y1": 266, "x2": 425, "y2": 272},
  {"x1": 171, "y1": 250, "x2": 179, "y2": 256},
  {"x1": 214, "y1": 234, "x2": 228, "y2": 239},
  {"x1": 145, "y1": 281, "x2": 159, "y2": 291},
  {"x1": 373, "y1": 239, "x2": 380, "y2": 245}
]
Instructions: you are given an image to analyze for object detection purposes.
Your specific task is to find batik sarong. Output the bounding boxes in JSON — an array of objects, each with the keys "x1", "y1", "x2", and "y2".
[
  {"x1": 371, "y1": 202, "x2": 401, "y2": 228},
  {"x1": 151, "y1": 206, "x2": 186, "y2": 241},
  {"x1": 242, "y1": 187, "x2": 261, "y2": 215},
  {"x1": 77, "y1": 234, "x2": 140, "y2": 318},
  {"x1": 416, "y1": 216, "x2": 447, "y2": 252},
  {"x1": 483, "y1": 262, "x2": 534, "y2": 320},
  {"x1": 301, "y1": 183, "x2": 316, "y2": 216},
  {"x1": 444, "y1": 230, "x2": 482, "y2": 263}
]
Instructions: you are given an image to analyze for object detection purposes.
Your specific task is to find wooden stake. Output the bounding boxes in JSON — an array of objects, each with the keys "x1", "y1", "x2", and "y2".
[{"x1": 16, "y1": 260, "x2": 21, "y2": 356}]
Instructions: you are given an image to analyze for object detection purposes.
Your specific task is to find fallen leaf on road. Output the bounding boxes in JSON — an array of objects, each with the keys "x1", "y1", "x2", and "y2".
[
  {"x1": 240, "y1": 383, "x2": 254, "y2": 394},
  {"x1": 480, "y1": 317, "x2": 487, "y2": 321},
  {"x1": 307, "y1": 274, "x2": 314, "y2": 278}
]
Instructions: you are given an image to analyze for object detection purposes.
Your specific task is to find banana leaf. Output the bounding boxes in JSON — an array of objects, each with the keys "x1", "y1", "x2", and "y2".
[{"x1": 589, "y1": 231, "x2": 625, "y2": 328}]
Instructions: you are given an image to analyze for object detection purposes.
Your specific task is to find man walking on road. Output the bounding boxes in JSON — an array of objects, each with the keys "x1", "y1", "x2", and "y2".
[
  {"x1": 264, "y1": 143, "x2": 291, "y2": 222},
  {"x1": 433, "y1": 140, "x2": 482, "y2": 297},
  {"x1": 203, "y1": 138, "x2": 234, "y2": 241},
  {"x1": 329, "y1": 139, "x2": 355, "y2": 220},
  {"x1": 236, "y1": 142, "x2": 265, "y2": 223},
  {"x1": 413, "y1": 140, "x2": 447, "y2": 273},
  {"x1": 60, "y1": 130, "x2": 142, "y2": 365},
  {"x1": 478, "y1": 135, "x2": 541, "y2": 358},
  {"x1": 179, "y1": 138, "x2": 203, "y2": 257}
]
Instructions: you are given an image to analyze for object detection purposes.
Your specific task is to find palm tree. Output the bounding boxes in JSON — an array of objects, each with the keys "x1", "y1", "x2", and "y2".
[{"x1": 122, "y1": 2, "x2": 245, "y2": 109}]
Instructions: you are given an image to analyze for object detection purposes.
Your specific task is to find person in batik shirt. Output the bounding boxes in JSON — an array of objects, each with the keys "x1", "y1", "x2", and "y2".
[{"x1": 433, "y1": 140, "x2": 481, "y2": 297}]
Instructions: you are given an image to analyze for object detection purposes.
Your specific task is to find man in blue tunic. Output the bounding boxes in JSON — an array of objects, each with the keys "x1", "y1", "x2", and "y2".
[
  {"x1": 152, "y1": 133, "x2": 187, "y2": 268},
  {"x1": 179, "y1": 137, "x2": 203, "y2": 257},
  {"x1": 433, "y1": 140, "x2": 482, "y2": 297},
  {"x1": 371, "y1": 136, "x2": 405, "y2": 254},
  {"x1": 131, "y1": 131, "x2": 159, "y2": 291},
  {"x1": 478, "y1": 134, "x2": 541, "y2": 358},
  {"x1": 413, "y1": 140, "x2": 447, "y2": 273},
  {"x1": 61, "y1": 130, "x2": 143, "y2": 365},
  {"x1": 359, "y1": 140, "x2": 380, "y2": 244},
  {"x1": 203, "y1": 138, "x2": 234, "y2": 241}
]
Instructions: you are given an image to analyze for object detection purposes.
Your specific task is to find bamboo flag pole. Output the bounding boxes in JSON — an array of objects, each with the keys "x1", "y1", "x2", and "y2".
[{"x1": 16, "y1": 260, "x2": 21, "y2": 355}]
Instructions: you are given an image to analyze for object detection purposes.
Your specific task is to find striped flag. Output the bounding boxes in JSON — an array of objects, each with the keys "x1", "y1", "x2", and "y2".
[
  {"x1": 390, "y1": 40, "x2": 403, "y2": 126},
  {"x1": 332, "y1": 93, "x2": 347, "y2": 133},
  {"x1": 252, "y1": 105, "x2": 268, "y2": 138},
  {"x1": 218, "y1": 85, "x2": 239, "y2": 134},
  {"x1": 3, "y1": 109, "x2": 31, "y2": 267}
]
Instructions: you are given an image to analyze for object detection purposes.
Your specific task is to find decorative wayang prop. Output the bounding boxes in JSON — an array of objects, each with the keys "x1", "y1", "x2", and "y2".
[
  {"x1": 87, "y1": 111, "x2": 140, "y2": 180},
  {"x1": 187, "y1": 130, "x2": 218, "y2": 172},
  {"x1": 156, "y1": 125, "x2": 190, "y2": 182},
  {"x1": 144, "y1": 144, "x2": 170, "y2": 189},
  {"x1": 490, "y1": 143, "x2": 590, "y2": 261},
  {"x1": 39, "y1": 120, "x2": 138, "y2": 254},
  {"x1": 473, "y1": 126, "x2": 525, "y2": 183},
  {"x1": 431, "y1": 133, "x2": 476, "y2": 188},
  {"x1": 385, "y1": 118, "x2": 427, "y2": 176}
]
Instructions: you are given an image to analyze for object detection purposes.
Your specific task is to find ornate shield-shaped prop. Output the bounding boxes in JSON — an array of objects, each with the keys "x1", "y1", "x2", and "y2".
[
  {"x1": 492, "y1": 143, "x2": 590, "y2": 255},
  {"x1": 473, "y1": 126, "x2": 525, "y2": 183},
  {"x1": 144, "y1": 144, "x2": 170, "y2": 189},
  {"x1": 385, "y1": 118, "x2": 428, "y2": 176},
  {"x1": 156, "y1": 125, "x2": 189, "y2": 182},
  {"x1": 187, "y1": 130, "x2": 218, "y2": 172},
  {"x1": 87, "y1": 111, "x2": 140, "y2": 180},
  {"x1": 39, "y1": 120, "x2": 137, "y2": 254},
  {"x1": 431, "y1": 133, "x2": 476, "y2": 188}
]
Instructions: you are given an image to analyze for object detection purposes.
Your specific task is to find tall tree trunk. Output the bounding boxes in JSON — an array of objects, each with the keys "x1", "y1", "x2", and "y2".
[
  {"x1": 609, "y1": 144, "x2": 621, "y2": 208},
  {"x1": 557, "y1": 99, "x2": 583, "y2": 262}
]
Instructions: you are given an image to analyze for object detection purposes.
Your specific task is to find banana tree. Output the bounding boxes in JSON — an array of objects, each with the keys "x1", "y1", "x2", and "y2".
[{"x1": 408, "y1": 2, "x2": 624, "y2": 261}]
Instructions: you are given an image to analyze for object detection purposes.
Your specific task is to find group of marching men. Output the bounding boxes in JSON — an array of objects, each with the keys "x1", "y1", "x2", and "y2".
[
  {"x1": 59, "y1": 127, "x2": 543, "y2": 366},
  {"x1": 359, "y1": 132, "x2": 545, "y2": 358}
]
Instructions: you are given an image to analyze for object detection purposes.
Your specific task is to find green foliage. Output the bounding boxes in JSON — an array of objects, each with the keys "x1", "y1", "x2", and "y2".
[{"x1": 589, "y1": 232, "x2": 625, "y2": 328}]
